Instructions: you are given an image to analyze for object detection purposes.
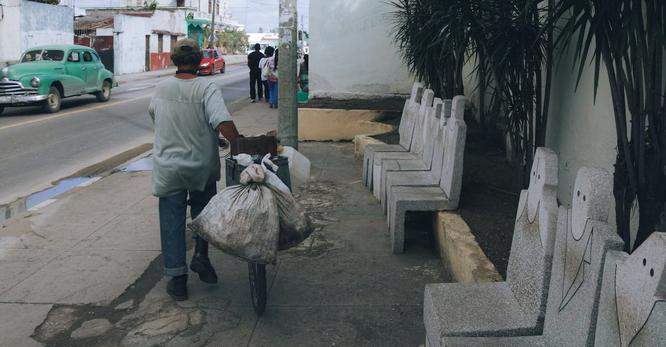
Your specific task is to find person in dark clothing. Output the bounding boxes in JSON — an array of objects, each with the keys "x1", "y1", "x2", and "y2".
[{"x1": 247, "y1": 43, "x2": 264, "y2": 102}]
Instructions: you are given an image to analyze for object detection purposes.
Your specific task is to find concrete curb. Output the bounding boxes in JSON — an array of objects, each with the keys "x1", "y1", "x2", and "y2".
[
  {"x1": 0, "y1": 144, "x2": 154, "y2": 225},
  {"x1": 353, "y1": 133, "x2": 501, "y2": 282},
  {"x1": 353, "y1": 134, "x2": 386, "y2": 159},
  {"x1": 433, "y1": 212, "x2": 503, "y2": 283}
]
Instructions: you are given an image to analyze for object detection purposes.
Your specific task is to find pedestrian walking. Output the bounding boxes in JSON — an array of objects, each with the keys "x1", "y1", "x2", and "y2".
[
  {"x1": 298, "y1": 54, "x2": 309, "y2": 93},
  {"x1": 267, "y1": 49, "x2": 279, "y2": 109},
  {"x1": 247, "y1": 43, "x2": 264, "y2": 103},
  {"x1": 259, "y1": 46, "x2": 274, "y2": 103},
  {"x1": 148, "y1": 39, "x2": 242, "y2": 301}
]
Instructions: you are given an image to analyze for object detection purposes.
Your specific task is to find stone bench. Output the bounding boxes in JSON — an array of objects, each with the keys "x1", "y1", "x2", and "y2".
[
  {"x1": 426, "y1": 167, "x2": 624, "y2": 346},
  {"x1": 380, "y1": 97, "x2": 461, "y2": 213},
  {"x1": 374, "y1": 98, "x2": 447, "y2": 205},
  {"x1": 368, "y1": 89, "x2": 435, "y2": 199},
  {"x1": 362, "y1": 82, "x2": 424, "y2": 188},
  {"x1": 386, "y1": 96, "x2": 467, "y2": 253},
  {"x1": 594, "y1": 232, "x2": 666, "y2": 346},
  {"x1": 414, "y1": 148, "x2": 559, "y2": 341}
]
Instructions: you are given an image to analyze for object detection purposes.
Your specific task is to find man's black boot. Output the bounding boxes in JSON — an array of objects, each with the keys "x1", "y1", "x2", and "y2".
[
  {"x1": 167, "y1": 275, "x2": 188, "y2": 301},
  {"x1": 190, "y1": 238, "x2": 218, "y2": 284}
]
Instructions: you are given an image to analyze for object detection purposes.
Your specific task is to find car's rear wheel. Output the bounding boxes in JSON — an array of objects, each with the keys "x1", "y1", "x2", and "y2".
[
  {"x1": 96, "y1": 80, "x2": 111, "y2": 102},
  {"x1": 221, "y1": 63, "x2": 225, "y2": 74},
  {"x1": 42, "y1": 86, "x2": 61, "y2": 113}
]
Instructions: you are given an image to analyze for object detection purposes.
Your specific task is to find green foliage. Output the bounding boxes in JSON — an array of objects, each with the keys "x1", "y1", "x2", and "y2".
[
  {"x1": 216, "y1": 28, "x2": 249, "y2": 54},
  {"x1": 554, "y1": 0, "x2": 666, "y2": 251},
  {"x1": 388, "y1": 0, "x2": 556, "y2": 183},
  {"x1": 203, "y1": 26, "x2": 248, "y2": 54},
  {"x1": 143, "y1": 0, "x2": 157, "y2": 11}
]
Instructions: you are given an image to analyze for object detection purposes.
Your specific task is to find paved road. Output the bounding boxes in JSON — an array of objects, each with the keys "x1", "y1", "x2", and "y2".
[{"x1": 0, "y1": 65, "x2": 250, "y2": 205}]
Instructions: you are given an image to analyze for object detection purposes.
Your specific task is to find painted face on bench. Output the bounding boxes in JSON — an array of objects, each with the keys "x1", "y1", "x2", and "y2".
[
  {"x1": 615, "y1": 233, "x2": 666, "y2": 347},
  {"x1": 527, "y1": 155, "x2": 544, "y2": 223},
  {"x1": 560, "y1": 167, "x2": 612, "y2": 310}
]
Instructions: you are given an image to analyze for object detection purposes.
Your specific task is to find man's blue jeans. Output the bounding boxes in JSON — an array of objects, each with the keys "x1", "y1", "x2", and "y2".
[
  {"x1": 159, "y1": 181, "x2": 216, "y2": 277},
  {"x1": 268, "y1": 80, "x2": 279, "y2": 107}
]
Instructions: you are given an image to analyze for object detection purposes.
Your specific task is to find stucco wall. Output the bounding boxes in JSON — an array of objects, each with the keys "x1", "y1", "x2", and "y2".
[
  {"x1": 21, "y1": 1, "x2": 74, "y2": 52},
  {"x1": 0, "y1": 0, "x2": 73, "y2": 65},
  {"x1": 309, "y1": 0, "x2": 413, "y2": 99},
  {"x1": 113, "y1": 10, "x2": 186, "y2": 75},
  {"x1": 545, "y1": 47, "x2": 617, "y2": 210},
  {"x1": 0, "y1": 0, "x2": 22, "y2": 64}
]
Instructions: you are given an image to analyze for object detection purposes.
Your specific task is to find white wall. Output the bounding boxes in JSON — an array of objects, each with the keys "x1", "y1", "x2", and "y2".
[
  {"x1": 0, "y1": 0, "x2": 22, "y2": 64},
  {"x1": 309, "y1": 0, "x2": 413, "y2": 99},
  {"x1": 113, "y1": 9, "x2": 186, "y2": 75},
  {"x1": 114, "y1": 15, "x2": 147, "y2": 75},
  {"x1": 0, "y1": 0, "x2": 73, "y2": 65},
  {"x1": 21, "y1": 1, "x2": 74, "y2": 52}
]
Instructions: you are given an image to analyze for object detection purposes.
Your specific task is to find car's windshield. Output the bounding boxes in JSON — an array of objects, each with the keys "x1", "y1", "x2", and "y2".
[
  {"x1": 21, "y1": 49, "x2": 65, "y2": 62},
  {"x1": 202, "y1": 51, "x2": 212, "y2": 58}
]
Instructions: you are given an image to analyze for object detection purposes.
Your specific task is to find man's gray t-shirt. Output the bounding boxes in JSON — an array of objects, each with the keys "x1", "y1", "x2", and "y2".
[{"x1": 149, "y1": 77, "x2": 232, "y2": 197}]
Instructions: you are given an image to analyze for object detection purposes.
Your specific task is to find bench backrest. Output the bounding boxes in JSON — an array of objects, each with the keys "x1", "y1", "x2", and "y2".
[
  {"x1": 398, "y1": 83, "x2": 425, "y2": 149},
  {"x1": 429, "y1": 99, "x2": 452, "y2": 179},
  {"x1": 420, "y1": 98, "x2": 444, "y2": 167},
  {"x1": 594, "y1": 232, "x2": 666, "y2": 347},
  {"x1": 506, "y1": 148, "x2": 559, "y2": 322},
  {"x1": 438, "y1": 96, "x2": 466, "y2": 208},
  {"x1": 542, "y1": 167, "x2": 624, "y2": 346},
  {"x1": 409, "y1": 89, "x2": 435, "y2": 156}
]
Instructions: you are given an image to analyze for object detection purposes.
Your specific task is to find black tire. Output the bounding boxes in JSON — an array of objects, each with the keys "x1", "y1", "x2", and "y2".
[
  {"x1": 0, "y1": 106, "x2": 4, "y2": 116},
  {"x1": 221, "y1": 64, "x2": 225, "y2": 74},
  {"x1": 248, "y1": 263, "x2": 267, "y2": 316},
  {"x1": 42, "y1": 86, "x2": 61, "y2": 113},
  {"x1": 96, "y1": 80, "x2": 111, "y2": 102}
]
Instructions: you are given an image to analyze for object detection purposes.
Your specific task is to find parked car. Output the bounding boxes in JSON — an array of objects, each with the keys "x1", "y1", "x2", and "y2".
[
  {"x1": 198, "y1": 48, "x2": 226, "y2": 75},
  {"x1": 0, "y1": 45, "x2": 114, "y2": 115}
]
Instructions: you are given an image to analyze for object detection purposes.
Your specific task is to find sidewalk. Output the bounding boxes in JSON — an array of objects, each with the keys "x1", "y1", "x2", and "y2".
[{"x1": 0, "y1": 102, "x2": 447, "y2": 346}]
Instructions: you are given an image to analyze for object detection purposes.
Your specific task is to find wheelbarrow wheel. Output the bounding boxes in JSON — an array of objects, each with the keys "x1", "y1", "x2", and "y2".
[{"x1": 248, "y1": 263, "x2": 267, "y2": 315}]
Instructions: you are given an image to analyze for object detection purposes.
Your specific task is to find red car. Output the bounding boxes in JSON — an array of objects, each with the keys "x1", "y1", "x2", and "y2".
[{"x1": 198, "y1": 48, "x2": 226, "y2": 75}]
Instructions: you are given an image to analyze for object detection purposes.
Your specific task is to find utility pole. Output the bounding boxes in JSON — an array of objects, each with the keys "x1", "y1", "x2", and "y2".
[
  {"x1": 209, "y1": 0, "x2": 216, "y2": 48},
  {"x1": 278, "y1": 0, "x2": 298, "y2": 149}
]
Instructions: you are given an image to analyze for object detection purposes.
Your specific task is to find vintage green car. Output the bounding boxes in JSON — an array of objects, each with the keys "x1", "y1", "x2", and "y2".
[{"x1": 0, "y1": 45, "x2": 114, "y2": 115}]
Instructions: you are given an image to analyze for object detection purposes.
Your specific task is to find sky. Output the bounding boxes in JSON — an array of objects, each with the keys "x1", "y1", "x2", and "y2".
[{"x1": 226, "y1": 0, "x2": 309, "y2": 33}]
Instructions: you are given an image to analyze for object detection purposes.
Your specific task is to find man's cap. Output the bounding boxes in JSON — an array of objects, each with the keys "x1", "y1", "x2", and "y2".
[{"x1": 172, "y1": 39, "x2": 200, "y2": 55}]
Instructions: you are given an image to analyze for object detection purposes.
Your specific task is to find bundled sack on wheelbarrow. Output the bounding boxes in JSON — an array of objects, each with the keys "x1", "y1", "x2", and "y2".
[{"x1": 191, "y1": 163, "x2": 313, "y2": 264}]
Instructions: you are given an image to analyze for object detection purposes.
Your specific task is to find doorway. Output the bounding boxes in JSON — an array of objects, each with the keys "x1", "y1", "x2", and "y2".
[{"x1": 145, "y1": 35, "x2": 151, "y2": 71}]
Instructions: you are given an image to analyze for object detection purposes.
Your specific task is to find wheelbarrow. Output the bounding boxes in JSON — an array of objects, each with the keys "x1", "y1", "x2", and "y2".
[{"x1": 225, "y1": 155, "x2": 291, "y2": 316}]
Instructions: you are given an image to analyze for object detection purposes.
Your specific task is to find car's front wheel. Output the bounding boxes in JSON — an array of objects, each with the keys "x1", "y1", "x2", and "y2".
[
  {"x1": 221, "y1": 64, "x2": 225, "y2": 74},
  {"x1": 42, "y1": 86, "x2": 61, "y2": 113},
  {"x1": 96, "y1": 80, "x2": 111, "y2": 102},
  {"x1": 0, "y1": 105, "x2": 4, "y2": 116}
]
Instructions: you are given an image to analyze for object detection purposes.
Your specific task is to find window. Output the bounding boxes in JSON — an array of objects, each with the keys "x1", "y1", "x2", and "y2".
[
  {"x1": 214, "y1": 50, "x2": 219, "y2": 58},
  {"x1": 83, "y1": 52, "x2": 93, "y2": 62},
  {"x1": 208, "y1": 0, "x2": 211, "y2": 13},
  {"x1": 177, "y1": 0, "x2": 185, "y2": 6},
  {"x1": 92, "y1": 52, "x2": 101, "y2": 62},
  {"x1": 158, "y1": 34, "x2": 164, "y2": 53},
  {"x1": 203, "y1": 50, "x2": 212, "y2": 58},
  {"x1": 21, "y1": 49, "x2": 65, "y2": 62},
  {"x1": 68, "y1": 51, "x2": 81, "y2": 62}
]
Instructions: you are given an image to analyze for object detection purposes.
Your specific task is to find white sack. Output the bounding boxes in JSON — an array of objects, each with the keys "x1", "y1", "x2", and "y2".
[{"x1": 192, "y1": 164, "x2": 279, "y2": 264}]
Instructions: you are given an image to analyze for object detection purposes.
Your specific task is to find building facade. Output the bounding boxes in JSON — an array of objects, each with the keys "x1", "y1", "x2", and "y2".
[{"x1": 0, "y1": 0, "x2": 74, "y2": 65}]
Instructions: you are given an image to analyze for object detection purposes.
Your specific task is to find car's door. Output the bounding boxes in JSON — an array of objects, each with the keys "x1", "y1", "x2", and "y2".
[
  {"x1": 214, "y1": 49, "x2": 221, "y2": 70},
  {"x1": 82, "y1": 50, "x2": 101, "y2": 92},
  {"x1": 64, "y1": 50, "x2": 86, "y2": 95}
]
